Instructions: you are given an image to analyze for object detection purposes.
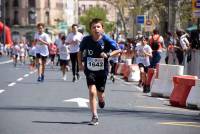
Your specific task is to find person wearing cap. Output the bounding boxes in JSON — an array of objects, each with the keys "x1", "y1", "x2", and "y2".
[{"x1": 135, "y1": 36, "x2": 152, "y2": 93}]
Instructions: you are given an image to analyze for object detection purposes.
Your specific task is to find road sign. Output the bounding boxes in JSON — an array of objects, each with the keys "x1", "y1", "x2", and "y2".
[
  {"x1": 145, "y1": 19, "x2": 153, "y2": 32},
  {"x1": 192, "y1": 0, "x2": 200, "y2": 17},
  {"x1": 136, "y1": 15, "x2": 145, "y2": 24}
]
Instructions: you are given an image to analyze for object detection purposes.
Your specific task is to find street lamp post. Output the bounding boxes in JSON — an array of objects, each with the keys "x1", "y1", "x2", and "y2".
[{"x1": 2, "y1": 0, "x2": 6, "y2": 47}]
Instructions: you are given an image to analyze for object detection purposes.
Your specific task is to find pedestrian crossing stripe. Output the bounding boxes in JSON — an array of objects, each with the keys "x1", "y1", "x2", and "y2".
[{"x1": 159, "y1": 122, "x2": 200, "y2": 128}]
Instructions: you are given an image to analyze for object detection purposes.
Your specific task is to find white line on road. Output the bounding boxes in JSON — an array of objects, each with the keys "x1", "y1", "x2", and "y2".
[
  {"x1": 8, "y1": 82, "x2": 16, "y2": 87},
  {"x1": 0, "y1": 90, "x2": 5, "y2": 94},
  {"x1": 17, "y1": 77, "x2": 23, "y2": 81},
  {"x1": 24, "y1": 74, "x2": 29, "y2": 77},
  {"x1": 0, "y1": 60, "x2": 12, "y2": 65},
  {"x1": 64, "y1": 98, "x2": 89, "y2": 108}
]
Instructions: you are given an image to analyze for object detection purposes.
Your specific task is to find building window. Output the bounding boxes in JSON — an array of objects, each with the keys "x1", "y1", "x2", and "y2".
[
  {"x1": 13, "y1": 11, "x2": 19, "y2": 25},
  {"x1": 89, "y1": 4, "x2": 93, "y2": 9},
  {"x1": 13, "y1": 0, "x2": 19, "y2": 7},
  {"x1": 82, "y1": 5, "x2": 86, "y2": 12},
  {"x1": 45, "y1": 11, "x2": 50, "y2": 25},
  {"x1": 28, "y1": 10, "x2": 36, "y2": 24},
  {"x1": 103, "y1": 5, "x2": 107, "y2": 11},
  {"x1": 78, "y1": 7, "x2": 81, "y2": 16},
  {"x1": 28, "y1": 0, "x2": 36, "y2": 8}
]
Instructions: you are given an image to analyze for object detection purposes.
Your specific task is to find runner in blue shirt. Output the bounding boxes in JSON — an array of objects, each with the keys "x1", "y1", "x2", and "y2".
[{"x1": 78, "y1": 18, "x2": 121, "y2": 125}]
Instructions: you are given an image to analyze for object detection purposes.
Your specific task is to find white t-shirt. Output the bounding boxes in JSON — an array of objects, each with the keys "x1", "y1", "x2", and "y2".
[
  {"x1": 34, "y1": 32, "x2": 51, "y2": 56},
  {"x1": 13, "y1": 44, "x2": 20, "y2": 55},
  {"x1": 66, "y1": 32, "x2": 83, "y2": 53},
  {"x1": 59, "y1": 44, "x2": 70, "y2": 60},
  {"x1": 180, "y1": 34, "x2": 190, "y2": 50},
  {"x1": 135, "y1": 44, "x2": 152, "y2": 66},
  {"x1": 54, "y1": 38, "x2": 62, "y2": 54},
  {"x1": 19, "y1": 43, "x2": 26, "y2": 56},
  {"x1": 29, "y1": 46, "x2": 36, "y2": 57}
]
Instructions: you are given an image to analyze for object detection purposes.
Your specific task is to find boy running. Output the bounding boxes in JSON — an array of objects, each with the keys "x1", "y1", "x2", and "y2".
[
  {"x1": 34, "y1": 23, "x2": 51, "y2": 82},
  {"x1": 59, "y1": 36, "x2": 70, "y2": 81},
  {"x1": 78, "y1": 18, "x2": 121, "y2": 125}
]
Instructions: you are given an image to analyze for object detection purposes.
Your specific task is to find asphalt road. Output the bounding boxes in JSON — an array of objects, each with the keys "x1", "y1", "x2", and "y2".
[{"x1": 0, "y1": 56, "x2": 200, "y2": 134}]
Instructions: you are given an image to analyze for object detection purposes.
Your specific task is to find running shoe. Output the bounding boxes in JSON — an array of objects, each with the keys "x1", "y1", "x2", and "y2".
[
  {"x1": 110, "y1": 75, "x2": 115, "y2": 83},
  {"x1": 41, "y1": 74, "x2": 44, "y2": 82},
  {"x1": 98, "y1": 100, "x2": 105, "y2": 109},
  {"x1": 63, "y1": 74, "x2": 67, "y2": 81},
  {"x1": 138, "y1": 80, "x2": 143, "y2": 87},
  {"x1": 77, "y1": 73, "x2": 80, "y2": 80},
  {"x1": 72, "y1": 76, "x2": 76, "y2": 82},
  {"x1": 37, "y1": 76, "x2": 41, "y2": 82},
  {"x1": 88, "y1": 116, "x2": 99, "y2": 126}
]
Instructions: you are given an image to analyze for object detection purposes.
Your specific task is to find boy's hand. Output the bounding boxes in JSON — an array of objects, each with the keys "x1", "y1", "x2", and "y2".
[{"x1": 100, "y1": 52, "x2": 108, "y2": 58}]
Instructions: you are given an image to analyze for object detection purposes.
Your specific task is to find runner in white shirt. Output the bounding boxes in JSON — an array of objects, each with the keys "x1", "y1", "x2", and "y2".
[
  {"x1": 66, "y1": 24, "x2": 83, "y2": 82},
  {"x1": 34, "y1": 23, "x2": 51, "y2": 82},
  {"x1": 59, "y1": 36, "x2": 70, "y2": 81},
  {"x1": 28, "y1": 42, "x2": 36, "y2": 70},
  {"x1": 135, "y1": 36, "x2": 152, "y2": 93},
  {"x1": 19, "y1": 41, "x2": 26, "y2": 65},
  {"x1": 54, "y1": 33, "x2": 63, "y2": 66},
  {"x1": 12, "y1": 41, "x2": 20, "y2": 67}
]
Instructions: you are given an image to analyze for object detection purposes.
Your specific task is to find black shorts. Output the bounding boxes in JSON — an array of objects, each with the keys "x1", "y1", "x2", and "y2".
[
  {"x1": 36, "y1": 53, "x2": 47, "y2": 61},
  {"x1": 86, "y1": 72, "x2": 107, "y2": 93},
  {"x1": 49, "y1": 54, "x2": 56, "y2": 62},
  {"x1": 60, "y1": 59, "x2": 69, "y2": 66},
  {"x1": 138, "y1": 63, "x2": 149, "y2": 73}
]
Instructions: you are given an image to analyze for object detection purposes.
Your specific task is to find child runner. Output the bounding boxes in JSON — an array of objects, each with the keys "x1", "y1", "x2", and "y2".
[
  {"x1": 135, "y1": 36, "x2": 152, "y2": 93},
  {"x1": 59, "y1": 36, "x2": 70, "y2": 81},
  {"x1": 34, "y1": 23, "x2": 51, "y2": 82},
  {"x1": 78, "y1": 18, "x2": 121, "y2": 125}
]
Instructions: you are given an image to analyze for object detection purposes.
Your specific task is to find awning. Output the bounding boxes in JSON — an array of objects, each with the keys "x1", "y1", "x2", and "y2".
[
  {"x1": 0, "y1": 21, "x2": 13, "y2": 45},
  {"x1": 186, "y1": 25, "x2": 197, "y2": 32}
]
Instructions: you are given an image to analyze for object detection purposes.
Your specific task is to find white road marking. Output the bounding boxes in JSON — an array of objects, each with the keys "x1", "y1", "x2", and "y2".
[
  {"x1": 24, "y1": 74, "x2": 29, "y2": 77},
  {"x1": 135, "y1": 105, "x2": 198, "y2": 113},
  {"x1": 30, "y1": 71, "x2": 34, "y2": 74},
  {"x1": 157, "y1": 98, "x2": 169, "y2": 101},
  {"x1": 8, "y1": 82, "x2": 16, "y2": 87},
  {"x1": 17, "y1": 77, "x2": 23, "y2": 81},
  {"x1": 63, "y1": 98, "x2": 89, "y2": 108},
  {"x1": 0, "y1": 90, "x2": 5, "y2": 94},
  {"x1": 0, "y1": 60, "x2": 12, "y2": 65}
]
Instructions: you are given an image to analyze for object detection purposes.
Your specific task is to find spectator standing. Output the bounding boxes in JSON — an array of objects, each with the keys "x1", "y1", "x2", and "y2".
[{"x1": 149, "y1": 29, "x2": 165, "y2": 68}]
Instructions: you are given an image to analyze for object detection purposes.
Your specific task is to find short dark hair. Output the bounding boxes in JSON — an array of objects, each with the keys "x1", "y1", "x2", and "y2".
[
  {"x1": 153, "y1": 29, "x2": 159, "y2": 34},
  {"x1": 72, "y1": 24, "x2": 78, "y2": 28},
  {"x1": 61, "y1": 35, "x2": 66, "y2": 40},
  {"x1": 89, "y1": 18, "x2": 104, "y2": 29},
  {"x1": 37, "y1": 23, "x2": 45, "y2": 28}
]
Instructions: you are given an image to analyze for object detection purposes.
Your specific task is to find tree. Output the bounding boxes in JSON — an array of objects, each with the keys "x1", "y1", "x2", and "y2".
[{"x1": 79, "y1": 6, "x2": 115, "y2": 34}]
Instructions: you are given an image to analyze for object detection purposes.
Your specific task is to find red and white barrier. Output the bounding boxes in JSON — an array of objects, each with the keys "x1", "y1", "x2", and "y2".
[
  {"x1": 116, "y1": 63, "x2": 125, "y2": 75},
  {"x1": 128, "y1": 64, "x2": 140, "y2": 82},
  {"x1": 151, "y1": 64, "x2": 184, "y2": 97},
  {"x1": 170, "y1": 75, "x2": 198, "y2": 107},
  {"x1": 186, "y1": 79, "x2": 200, "y2": 109}
]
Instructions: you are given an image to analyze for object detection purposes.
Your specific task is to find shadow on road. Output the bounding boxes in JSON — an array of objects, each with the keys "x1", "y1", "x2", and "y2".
[{"x1": 0, "y1": 106, "x2": 199, "y2": 123}]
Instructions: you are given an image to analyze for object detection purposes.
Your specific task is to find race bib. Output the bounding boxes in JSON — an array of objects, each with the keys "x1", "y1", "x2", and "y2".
[{"x1": 87, "y1": 57, "x2": 104, "y2": 71}]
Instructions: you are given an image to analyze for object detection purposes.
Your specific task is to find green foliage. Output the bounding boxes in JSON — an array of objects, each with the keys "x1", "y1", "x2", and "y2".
[
  {"x1": 179, "y1": 0, "x2": 192, "y2": 28},
  {"x1": 79, "y1": 6, "x2": 115, "y2": 33}
]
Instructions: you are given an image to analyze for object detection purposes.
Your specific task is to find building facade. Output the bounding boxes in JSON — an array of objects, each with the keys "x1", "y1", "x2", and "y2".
[{"x1": 4, "y1": 0, "x2": 78, "y2": 42}]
